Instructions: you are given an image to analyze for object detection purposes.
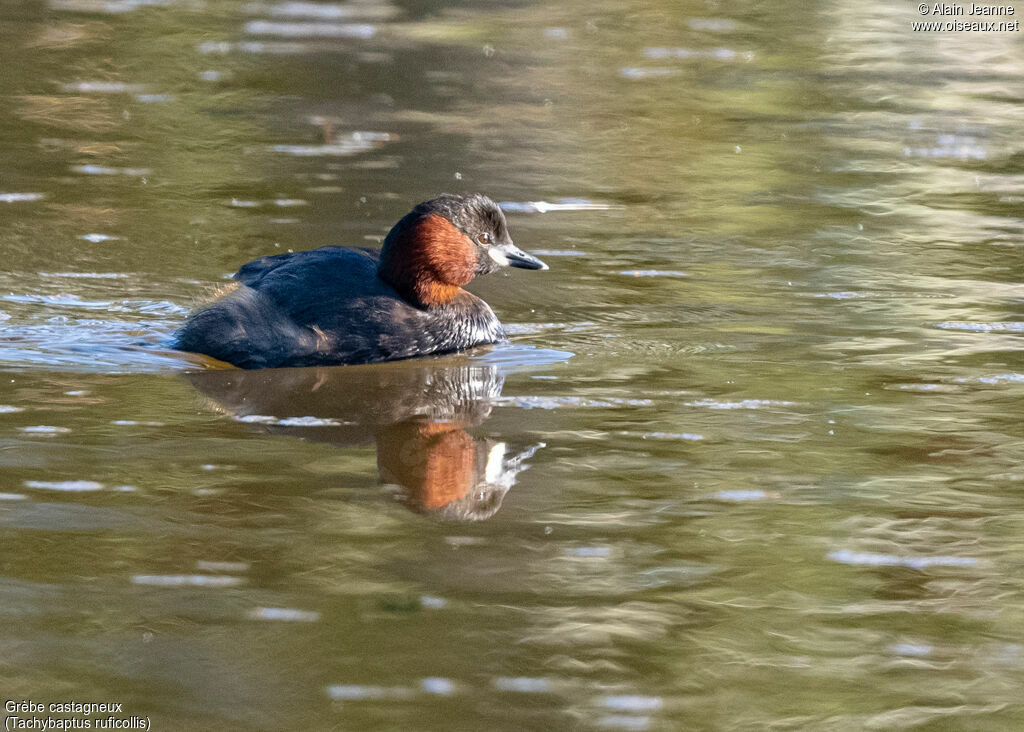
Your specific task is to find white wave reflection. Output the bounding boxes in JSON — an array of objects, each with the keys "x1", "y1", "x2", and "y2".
[
  {"x1": 21, "y1": 426, "x2": 72, "y2": 434},
  {"x1": 234, "y1": 415, "x2": 352, "y2": 427},
  {"x1": 955, "y1": 373, "x2": 1024, "y2": 385},
  {"x1": 499, "y1": 199, "x2": 616, "y2": 213},
  {"x1": 59, "y1": 81, "x2": 148, "y2": 94},
  {"x1": 78, "y1": 234, "x2": 120, "y2": 243},
  {"x1": 326, "y1": 684, "x2": 415, "y2": 701},
  {"x1": 40, "y1": 272, "x2": 129, "y2": 280},
  {"x1": 247, "y1": 607, "x2": 321, "y2": 622},
  {"x1": 937, "y1": 321, "x2": 1024, "y2": 332},
  {"x1": 600, "y1": 695, "x2": 663, "y2": 712},
  {"x1": 619, "y1": 67, "x2": 679, "y2": 80},
  {"x1": 272, "y1": 131, "x2": 391, "y2": 156},
  {"x1": 642, "y1": 47, "x2": 753, "y2": 61},
  {"x1": 24, "y1": 480, "x2": 104, "y2": 491},
  {"x1": 245, "y1": 1, "x2": 397, "y2": 20},
  {"x1": 72, "y1": 165, "x2": 151, "y2": 176},
  {"x1": 50, "y1": 0, "x2": 172, "y2": 12},
  {"x1": 0, "y1": 192, "x2": 45, "y2": 203},
  {"x1": 492, "y1": 677, "x2": 551, "y2": 693},
  {"x1": 619, "y1": 270, "x2": 689, "y2": 278},
  {"x1": 244, "y1": 20, "x2": 376, "y2": 38},
  {"x1": 421, "y1": 678, "x2": 455, "y2": 695},
  {"x1": 131, "y1": 574, "x2": 246, "y2": 587},
  {"x1": 496, "y1": 396, "x2": 652, "y2": 409},
  {"x1": 685, "y1": 398, "x2": 797, "y2": 410},
  {"x1": 828, "y1": 550, "x2": 978, "y2": 569}
]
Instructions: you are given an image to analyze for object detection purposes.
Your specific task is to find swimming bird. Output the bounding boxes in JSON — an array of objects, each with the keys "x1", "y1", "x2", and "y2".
[{"x1": 174, "y1": 193, "x2": 547, "y2": 369}]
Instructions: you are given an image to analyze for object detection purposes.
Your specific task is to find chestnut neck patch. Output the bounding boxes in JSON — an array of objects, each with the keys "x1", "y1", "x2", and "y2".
[{"x1": 379, "y1": 214, "x2": 477, "y2": 307}]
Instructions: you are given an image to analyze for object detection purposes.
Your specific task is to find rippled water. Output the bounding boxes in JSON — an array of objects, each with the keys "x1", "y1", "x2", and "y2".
[{"x1": 1, "y1": 0, "x2": 1022, "y2": 729}]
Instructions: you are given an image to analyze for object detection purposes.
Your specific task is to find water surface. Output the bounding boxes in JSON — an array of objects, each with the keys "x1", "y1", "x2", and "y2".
[{"x1": 1, "y1": 0, "x2": 1023, "y2": 729}]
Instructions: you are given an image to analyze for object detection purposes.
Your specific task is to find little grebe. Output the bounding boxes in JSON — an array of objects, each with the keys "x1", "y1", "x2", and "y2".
[{"x1": 174, "y1": 193, "x2": 547, "y2": 369}]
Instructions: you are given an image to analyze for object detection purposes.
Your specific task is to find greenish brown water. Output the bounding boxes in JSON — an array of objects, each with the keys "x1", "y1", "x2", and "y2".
[{"x1": 1, "y1": 0, "x2": 1023, "y2": 729}]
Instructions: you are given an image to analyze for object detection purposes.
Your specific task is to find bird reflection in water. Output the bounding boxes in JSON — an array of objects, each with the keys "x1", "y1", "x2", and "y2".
[{"x1": 185, "y1": 359, "x2": 541, "y2": 520}]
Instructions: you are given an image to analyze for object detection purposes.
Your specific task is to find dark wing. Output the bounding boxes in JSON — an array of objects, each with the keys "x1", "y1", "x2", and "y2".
[
  {"x1": 233, "y1": 247, "x2": 499, "y2": 362},
  {"x1": 235, "y1": 246, "x2": 380, "y2": 289},
  {"x1": 236, "y1": 247, "x2": 391, "y2": 325},
  {"x1": 177, "y1": 247, "x2": 392, "y2": 368},
  {"x1": 177, "y1": 245, "x2": 503, "y2": 368}
]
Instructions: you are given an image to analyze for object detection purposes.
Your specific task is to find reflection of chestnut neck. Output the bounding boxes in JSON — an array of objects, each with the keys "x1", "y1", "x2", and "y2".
[
  {"x1": 378, "y1": 421, "x2": 476, "y2": 511},
  {"x1": 184, "y1": 361, "x2": 518, "y2": 520}
]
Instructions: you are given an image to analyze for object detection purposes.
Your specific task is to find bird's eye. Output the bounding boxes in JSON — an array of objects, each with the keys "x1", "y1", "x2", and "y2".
[{"x1": 477, "y1": 232, "x2": 492, "y2": 245}]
